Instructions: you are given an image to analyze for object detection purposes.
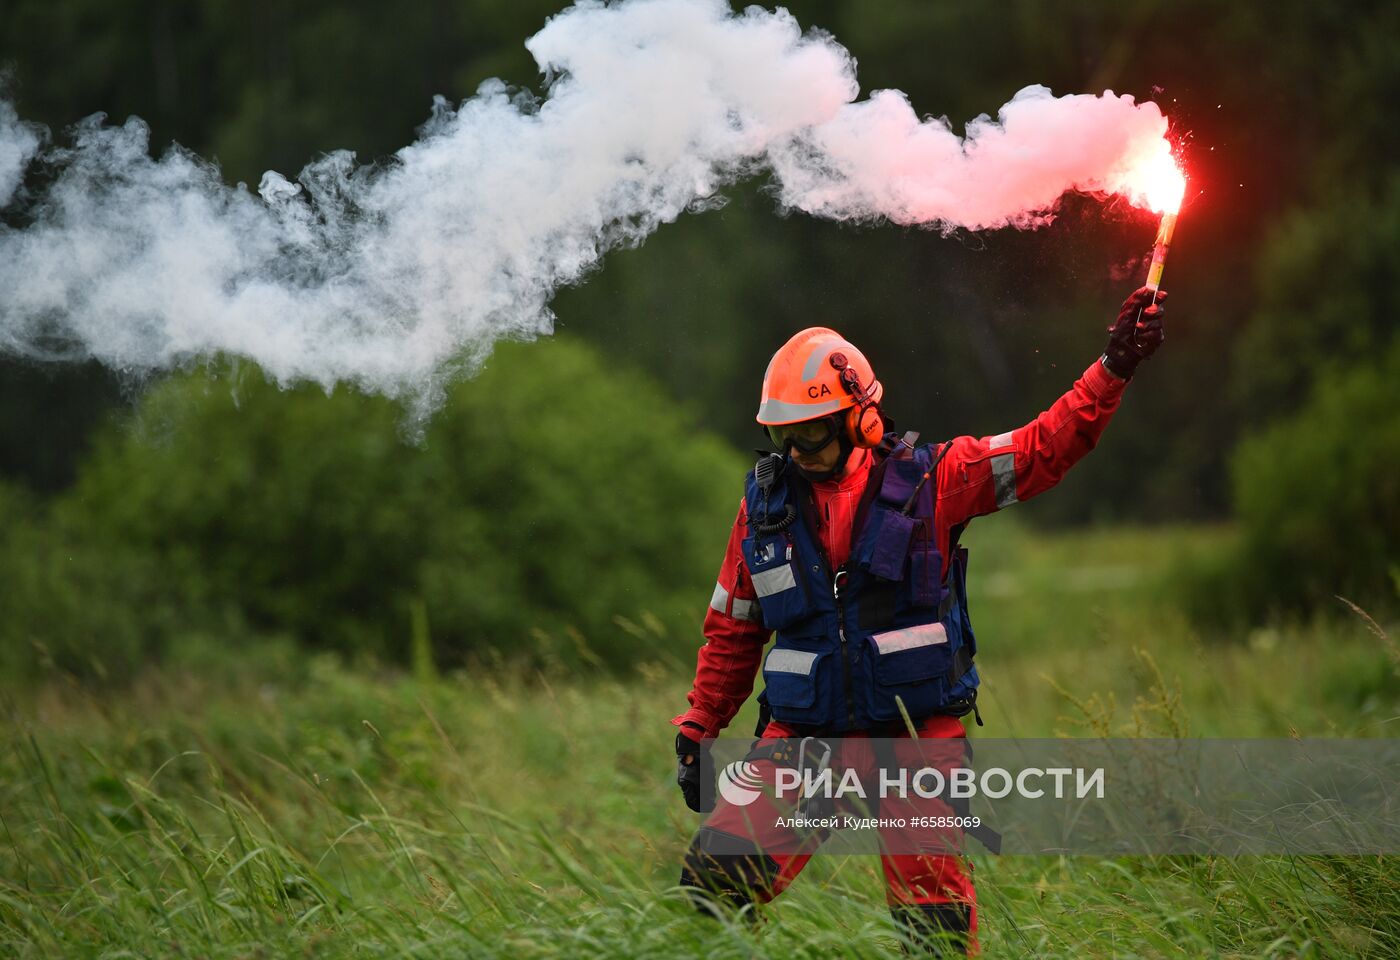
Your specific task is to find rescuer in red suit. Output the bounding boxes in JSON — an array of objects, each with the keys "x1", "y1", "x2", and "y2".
[{"x1": 672, "y1": 287, "x2": 1167, "y2": 956}]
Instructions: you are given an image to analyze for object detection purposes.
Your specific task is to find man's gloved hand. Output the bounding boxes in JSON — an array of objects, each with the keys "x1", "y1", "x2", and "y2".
[
  {"x1": 676, "y1": 726, "x2": 712, "y2": 813},
  {"x1": 1102, "y1": 286, "x2": 1168, "y2": 379}
]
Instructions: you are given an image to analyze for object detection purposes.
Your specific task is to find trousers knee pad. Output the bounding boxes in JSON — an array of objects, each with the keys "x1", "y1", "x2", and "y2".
[{"x1": 680, "y1": 826, "x2": 781, "y2": 913}]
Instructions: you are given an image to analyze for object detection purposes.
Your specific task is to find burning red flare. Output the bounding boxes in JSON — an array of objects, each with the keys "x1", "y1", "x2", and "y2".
[
  {"x1": 1119, "y1": 139, "x2": 1187, "y2": 215},
  {"x1": 1125, "y1": 143, "x2": 1187, "y2": 292},
  {"x1": 1141, "y1": 152, "x2": 1187, "y2": 215}
]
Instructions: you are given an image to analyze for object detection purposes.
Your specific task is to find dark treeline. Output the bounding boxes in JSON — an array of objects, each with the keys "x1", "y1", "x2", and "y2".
[
  {"x1": 2, "y1": 1, "x2": 1395, "y2": 519},
  {"x1": 0, "y1": 1, "x2": 1395, "y2": 650}
]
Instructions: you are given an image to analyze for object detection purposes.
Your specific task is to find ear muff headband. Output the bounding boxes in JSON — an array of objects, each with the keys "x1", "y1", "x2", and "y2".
[{"x1": 828, "y1": 352, "x2": 884, "y2": 449}]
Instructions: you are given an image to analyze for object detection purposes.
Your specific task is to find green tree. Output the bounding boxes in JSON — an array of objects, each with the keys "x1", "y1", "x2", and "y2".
[
  {"x1": 1192, "y1": 342, "x2": 1400, "y2": 623},
  {"x1": 3, "y1": 337, "x2": 743, "y2": 677},
  {"x1": 1233, "y1": 176, "x2": 1400, "y2": 421}
]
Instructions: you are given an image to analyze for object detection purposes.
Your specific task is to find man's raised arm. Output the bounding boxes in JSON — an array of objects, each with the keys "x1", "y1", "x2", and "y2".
[{"x1": 934, "y1": 287, "x2": 1167, "y2": 544}]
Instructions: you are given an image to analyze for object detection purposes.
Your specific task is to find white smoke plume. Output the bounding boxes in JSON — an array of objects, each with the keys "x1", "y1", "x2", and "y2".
[
  {"x1": 0, "y1": 0, "x2": 1174, "y2": 407},
  {"x1": 0, "y1": 100, "x2": 42, "y2": 208}
]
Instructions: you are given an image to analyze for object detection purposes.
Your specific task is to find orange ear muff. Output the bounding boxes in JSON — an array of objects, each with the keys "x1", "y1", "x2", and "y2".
[
  {"x1": 829, "y1": 352, "x2": 884, "y2": 448},
  {"x1": 847, "y1": 403, "x2": 885, "y2": 448}
]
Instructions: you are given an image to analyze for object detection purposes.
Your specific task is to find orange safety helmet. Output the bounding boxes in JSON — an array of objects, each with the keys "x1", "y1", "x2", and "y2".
[{"x1": 757, "y1": 327, "x2": 886, "y2": 448}]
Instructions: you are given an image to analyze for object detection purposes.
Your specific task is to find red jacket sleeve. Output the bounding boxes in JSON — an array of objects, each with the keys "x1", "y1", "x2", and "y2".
[
  {"x1": 933, "y1": 358, "x2": 1128, "y2": 572},
  {"x1": 672, "y1": 499, "x2": 770, "y2": 740}
]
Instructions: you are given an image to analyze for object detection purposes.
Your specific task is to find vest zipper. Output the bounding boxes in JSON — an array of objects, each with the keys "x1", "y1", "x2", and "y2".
[{"x1": 832, "y1": 567, "x2": 857, "y2": 729}]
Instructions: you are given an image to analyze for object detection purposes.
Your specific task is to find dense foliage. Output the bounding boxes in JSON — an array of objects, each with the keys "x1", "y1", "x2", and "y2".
[
  {"x1": 1209, "y1": 343, "x2": 1400, "y2": 621},
  {"x1": 1, "y1": 338, "x2": 743, "y2": 678}
]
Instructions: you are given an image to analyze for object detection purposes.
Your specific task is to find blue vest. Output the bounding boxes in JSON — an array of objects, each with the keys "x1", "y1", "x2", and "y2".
[{"x1": 744, "y1": 435, "x2": 979, "y2": 733}]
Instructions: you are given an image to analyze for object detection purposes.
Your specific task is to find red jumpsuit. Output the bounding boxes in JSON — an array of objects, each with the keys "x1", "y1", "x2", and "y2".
[{"x1": 674, "y1": 358, "x2": 1128, "y2": 950}]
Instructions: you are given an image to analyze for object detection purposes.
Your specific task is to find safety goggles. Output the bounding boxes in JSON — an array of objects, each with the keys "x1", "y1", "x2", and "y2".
[{"x1": 766, "y1": 415, "x2": 840, "y2": 454}]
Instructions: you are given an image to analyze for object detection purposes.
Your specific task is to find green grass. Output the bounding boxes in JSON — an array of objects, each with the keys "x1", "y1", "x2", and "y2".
[{"x1": 2, "y1": 522, "x2": 1398, "y2": 957}]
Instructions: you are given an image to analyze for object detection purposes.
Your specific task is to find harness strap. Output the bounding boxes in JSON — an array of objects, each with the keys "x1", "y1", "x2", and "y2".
[
  {"x1": 745, "y1": 736, "x2": 799, "y2": 766},
  {"x1": 950, "y1": 644, "x2": 974, "y2": 685},
  {"x1": 753, "y1": 696, "x2": 773, "y2": 738},
  {"x1": 937, "y1": 591, "x2": 954, "y2": 621}
]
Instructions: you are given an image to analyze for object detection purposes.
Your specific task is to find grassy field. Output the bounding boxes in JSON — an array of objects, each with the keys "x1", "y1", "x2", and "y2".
[{"x1": 2, "y1": 522, "x2": 1398, "y2": 957}]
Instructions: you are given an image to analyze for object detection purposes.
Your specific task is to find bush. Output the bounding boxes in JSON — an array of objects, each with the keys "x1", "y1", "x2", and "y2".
[
  {"x1": 1194, "y1": 341, "x2": 1400, "y2": 623},
  {"x1": 1, "y1": 337, "x2": 745, "y2": 677}
]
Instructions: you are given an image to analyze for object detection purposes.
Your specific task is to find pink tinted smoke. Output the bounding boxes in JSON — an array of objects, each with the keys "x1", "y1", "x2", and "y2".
[{"x1": 772, "y1": 85, "x2": 1178, "y2": 229}]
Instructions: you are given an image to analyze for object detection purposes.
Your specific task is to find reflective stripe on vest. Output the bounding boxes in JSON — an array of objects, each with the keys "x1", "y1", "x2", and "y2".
[
  {"x1": 752, "y1": 564, "x2": 797, "y2": 598},
  {"x1": 871, "y1": 622, "x2": 947, "y2": 653},
  {"x1": 766, "y1": 648, "x2": 817, "y2": 675}
]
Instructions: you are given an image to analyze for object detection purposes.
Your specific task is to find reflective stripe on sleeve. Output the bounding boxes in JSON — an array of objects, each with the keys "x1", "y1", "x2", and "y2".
[
  {"x1": 871, "y1": 623, "x2": 948, "y2": 654},
  {"x1": 730, "y1": 597, "x2": 761, "y2": 623},
  {"x1": 751, "y1": 564, "x2": 797, "y2": 598},
  {"x1": 709, "y1": 581, "x2": 730, "y2": 615},
  {"x1": 988, "y1": 431, "x2": 1014, "y2": 449},
  {"x1": 765, "y1": 648, "x2": 817, "y2": 675},
  {"x1": 711, "y1": 580, "x2": 761, "y2": 623},
  {"x1": 991, "y1": 452, "x2": 1018, "y2": 508}
]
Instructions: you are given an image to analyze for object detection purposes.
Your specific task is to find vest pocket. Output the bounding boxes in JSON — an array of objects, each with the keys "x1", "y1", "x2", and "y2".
[
  {"x1": 762, "y1": 646, "x2": 827, "y2": 722},
  {"x1": 744, "y1": 533, "x2": 809, "y2": 631},
  {"x1": 860, "y1": 508, "x2": 916, "y2": 581},
  {"x1": 864, "y1": 624, "x2": 951, "y2": 722}
]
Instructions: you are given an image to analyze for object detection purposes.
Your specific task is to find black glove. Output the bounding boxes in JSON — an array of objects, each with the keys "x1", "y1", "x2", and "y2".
[
  {"x1": 676, "y1": 728, "x2": 711, "y2": 813},
  {"x1": 1102, "y1": 286, "x2": 1168, "y2": 379}
]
